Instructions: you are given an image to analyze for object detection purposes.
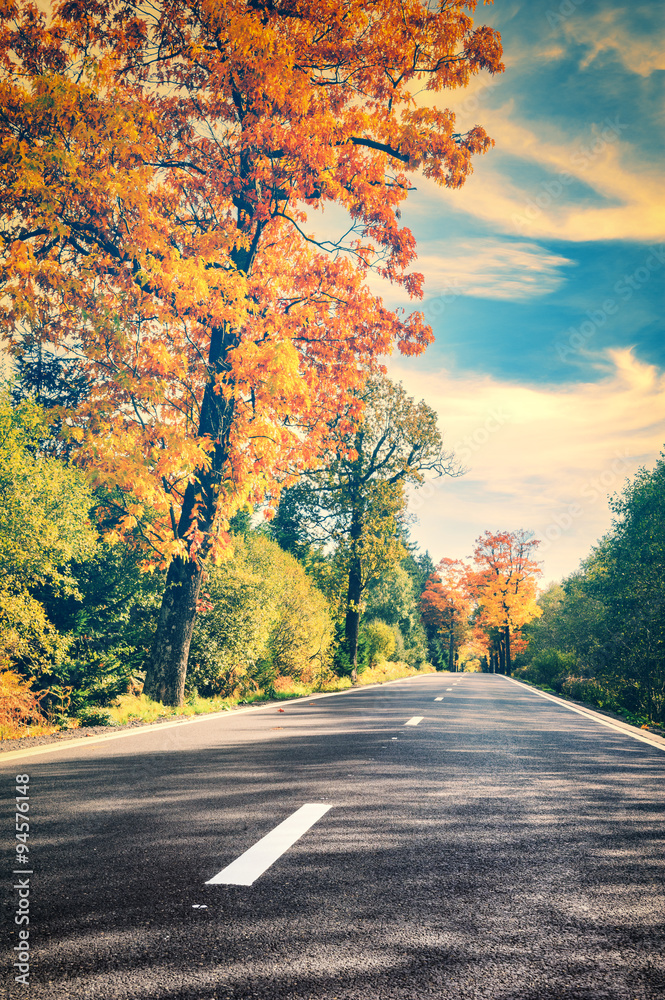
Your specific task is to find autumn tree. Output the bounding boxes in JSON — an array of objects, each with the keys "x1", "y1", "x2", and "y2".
[
  {"x1": 466, "y1": 530, "x2": 542, "y2": 675},
  {"x1": 277, "y1": 374, "x2": 459, "y2": 677},
  {"x1": 0, "y1": 0, "x2": 503, "y2": 705},
  {"x1": 420, "y1": 558, "x2": 470, "y2": 671}
]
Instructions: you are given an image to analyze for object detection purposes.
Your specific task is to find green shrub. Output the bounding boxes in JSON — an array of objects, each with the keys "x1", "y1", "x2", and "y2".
[
  {"x1": 361, "y1": 619, "x2": 396, "y2": 667},
  {"x1": 188, "y1": 534, "x2": 332, "y2": 697},
  {"x1": 560, "y1": 676, "x2": 619, "y2": 711},
  {"x1": 76, "y1": 707, "x2": 114, "y2": 727},
  {"x1": 615, "y1": 682, "x2": 642, "y2": 714},
  {"x1": 523, "y1": 649, "x2": 577, "y2": 691}
]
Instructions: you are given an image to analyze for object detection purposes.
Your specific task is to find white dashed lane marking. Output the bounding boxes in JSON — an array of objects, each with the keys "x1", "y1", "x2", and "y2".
[
  {"x1": 205, "y1": 803, "x2": 332, "y2": 887},
  {"x1": 405, "y1": 717, "x2": 424, "y2": 726},
  {"x1": 434, "y1": 697, "x2": 444, "y2": 701}
]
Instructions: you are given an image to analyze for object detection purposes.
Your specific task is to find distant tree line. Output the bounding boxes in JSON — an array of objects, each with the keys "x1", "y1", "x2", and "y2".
[{"x1": 420, "y1": 530, "x2": 542, "y2": 675}]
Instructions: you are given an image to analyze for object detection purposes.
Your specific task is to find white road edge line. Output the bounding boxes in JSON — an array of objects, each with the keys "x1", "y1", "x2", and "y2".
[
  {"x1": 502, "y1": 675, "x2": 665, "y2": 753},
  {"x1": 0, "y1": 673, "x2": 436, "y2": 764},
  {"x1": 205, "y1": 803, "x2": 332, "y2": 887},
  {"x1": 405, "y1": 716, "x2": 424, "y2": 726}
]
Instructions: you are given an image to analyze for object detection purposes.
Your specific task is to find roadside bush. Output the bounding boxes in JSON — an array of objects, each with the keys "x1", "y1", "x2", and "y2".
[
  {"x1": 614, "y1": 681, "x2": 642, "y2": 714},
  {"x1": 361, "y1": 620, "x2": 396, "y2": 668},
  {"x1": 560, "y1": 676, "x2": 618, "y2": 711},
  {"x1": 246, "y1": 535, "x2": 332, "y2": 682},
  {"x1": 522, "y1": 649, "x2": 577, "y2": 692},
  {"x1": 0, "y1": 669, "x2": 49, "y2": 737},
  {"x1": 75, "y1": 707, "x2": 114, "y2": 727},
  {"x1": 188, "y1": 534, "x2": 333, "y2": 697}
]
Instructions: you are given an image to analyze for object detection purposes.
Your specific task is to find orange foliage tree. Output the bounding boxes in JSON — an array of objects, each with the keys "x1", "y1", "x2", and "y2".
[
  {"x1": 465, "y1": 530, "x2": 542, "y2": 675},
  {"x1": 421, "y1": 558, "x2": 470, "y2": 671},
  {"x1": 0, "y1": 0, "x2": 503, "y2": 705}
]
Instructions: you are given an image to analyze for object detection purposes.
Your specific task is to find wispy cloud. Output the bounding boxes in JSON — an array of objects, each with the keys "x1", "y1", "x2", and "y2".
[
  {"x1": 427, "y1": 109, "x2": 665, "y2": 242},
  {"x1": 390, "y1": 349, "x2": 665, "y2": 582},
  {"x1": 416, "y1": 239, "x2": 574, "y2": 301},
  {"x1": 562, "y1": 8, "x2": 665, "y2": 77},
  {"x1": 368, "y1": 238, "x2": 574, "y2": 306}
]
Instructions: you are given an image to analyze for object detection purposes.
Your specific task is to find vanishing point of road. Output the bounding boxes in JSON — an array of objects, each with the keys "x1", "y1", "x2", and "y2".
[{"x1": 2, "y1": 673, "x2": 664, "y2": 1000}]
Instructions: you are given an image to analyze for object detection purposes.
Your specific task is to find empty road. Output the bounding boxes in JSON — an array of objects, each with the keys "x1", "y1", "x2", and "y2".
[{"x1": 2, "y1": 673, "x2": 664, "y2": 999}]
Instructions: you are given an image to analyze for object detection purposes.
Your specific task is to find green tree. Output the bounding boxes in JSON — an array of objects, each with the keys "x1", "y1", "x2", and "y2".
[
  {"x1": 520, "y1": 583, "x2": 566, "y2": 659},
  {"x1": 364, "y1": 561, "x2": 428, "y2": 667},
  {"x1": 520, "y1": 454, "x2": 665, "y2": 721},
  {"x1": 602, "y1": 456, "x2": 665, "y2": 718},
  {"x1": 286, "y1": 375, "x2": 459, "y2": 678},
  {"x1": 267, "y1": 485, "x2": 313, "y2": 561},
  {"x1": 0, "y1": 393, "x2": 96, "y2": 688},
  {"x1": 37, "y1": 540, "x2": 165, "y2": 711}
]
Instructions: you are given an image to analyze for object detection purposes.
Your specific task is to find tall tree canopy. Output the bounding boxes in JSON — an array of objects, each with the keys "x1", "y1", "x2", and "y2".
[
  {"x1": 272, "y1": 374, "x2": 459, "y2": 674},
  {"x1": 0, "y1": 0, "x2": 503, "y2": 704}
]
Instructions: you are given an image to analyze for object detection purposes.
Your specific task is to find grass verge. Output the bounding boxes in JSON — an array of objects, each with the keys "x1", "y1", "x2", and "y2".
[{"x1": 106, "y1": 661, "x2": 436, "y2": 724}]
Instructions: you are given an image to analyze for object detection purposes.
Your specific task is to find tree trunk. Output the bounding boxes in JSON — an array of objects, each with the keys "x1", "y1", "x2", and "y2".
[
  {"x1": 344, "y1": 505, "x2": 364, "y2": 683},
  {"x1": 448, "y1": 629, "x2": 455, "y2": 674},
  {"x1": 142, "y1": 554, "x2": 203, "y2": 706},
  {"x1": 345, "y1": 557, "x2": 363, "y2": 684},
  {"x1": 142, "y1": 324, "x2": 238, "y2": 706},
  {"x1": 498, "y1": 638, "x2": 505, "y2": 675},
  {"x1": 504, "y1": 625, "x2": 512, "y2": 677}
]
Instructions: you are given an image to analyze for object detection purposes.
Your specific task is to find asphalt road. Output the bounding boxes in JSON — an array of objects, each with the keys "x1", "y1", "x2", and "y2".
[{"x1": 2, "y1": 673, "x2": 664, "y2": 1000}]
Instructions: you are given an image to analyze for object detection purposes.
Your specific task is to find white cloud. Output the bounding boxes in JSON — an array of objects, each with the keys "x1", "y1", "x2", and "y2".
[
  {"x1": 416, "y1": 239, "x2": 574, "y2": 301},
  {"x1": 389, "y1": 349, "x2": 665, "y2": 583}
]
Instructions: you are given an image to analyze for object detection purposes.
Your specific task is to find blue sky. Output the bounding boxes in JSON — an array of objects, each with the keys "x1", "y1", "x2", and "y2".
[{"x1": 382, "y1": 0, "x2": 665, "y2": 583}]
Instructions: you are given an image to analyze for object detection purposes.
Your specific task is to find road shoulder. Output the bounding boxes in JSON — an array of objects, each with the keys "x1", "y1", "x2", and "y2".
[{"x1": 502, "y1": 674, "x2": 665, "y2": 752}]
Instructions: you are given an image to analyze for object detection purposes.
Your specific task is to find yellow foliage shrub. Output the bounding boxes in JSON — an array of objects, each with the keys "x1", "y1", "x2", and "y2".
[{"x1": 0, "y1": 670, "x2": 50, "y2": 738}]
